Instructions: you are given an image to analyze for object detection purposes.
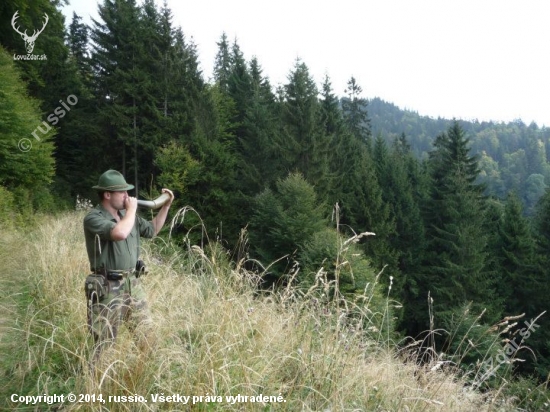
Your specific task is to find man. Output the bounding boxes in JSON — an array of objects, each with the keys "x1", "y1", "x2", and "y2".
[{"x1": 83, "y1": 169, "x2": 174, "y2": 359}]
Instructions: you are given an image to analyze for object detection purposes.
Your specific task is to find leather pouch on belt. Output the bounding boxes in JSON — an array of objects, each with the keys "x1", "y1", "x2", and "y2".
[{"x1": 84, "y1": 274, "x2": 108, "y2": 301}]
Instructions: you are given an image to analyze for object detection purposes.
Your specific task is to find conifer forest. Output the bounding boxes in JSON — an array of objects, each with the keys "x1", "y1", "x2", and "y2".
[{"x1": 1, "y1": 0, "x2": 550, "y2": 396}]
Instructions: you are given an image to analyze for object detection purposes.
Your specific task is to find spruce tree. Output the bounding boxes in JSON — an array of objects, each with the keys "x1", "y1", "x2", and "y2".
[
  {"x1": 389, "y1": 135, "x2": 427, "y2": 272},
  {"x1": 319, "y1": 74, "x2": 346, "y2": 203},
  {"x1": 371, "y1": 136, "x2": 400, "y2": 270},
  {"x1": 167, "y1": 28, "x2": 204, "y2": 140},
  {"x1": 53, "y1": 12, "x2": 98, "y2": 200},
  {"x1": 235, "y1": 58, "x2": 280, "y2": 217},
  {"x1": 277, "y1": 59, "x2": 329, "y2": 188},
  {"x1": 227, "y1": 40, "x2": 252, "y2": 132},
  {"x1": 529, "y1": 190, "x2": 550, "y2": 378},
  {"x1": 91, "y1": 0, "x2": 172, "y2": 193},
  {"x1": 417, "y1": 121, "x2": 499, "y2": 331},
  {"x1": 319, "y1": 74, "x2": 344, "y2": 136},
  {"x1": 328, "y1": 133, "x2": 393, "y2": 273},
  {"x1": 250, "y1": 172, "x2": 326, "y2": 277},
  {"x1": 68, "y1": 13, "x2": 90, "y2": 76},
  {"x1": 176, "y1": 81, "x2": 241, "y2": 245},
  {"x1": 134, "y1": 0, "x2": 172, "y2": 187},
  {"x1": 342, "y1": 76, "x2": 372, "y2": 148},
  {"x1": 213, "y1": 32, "x2": 231, "y2": 92},
  {"x1": 91, "y1": 0, "x2": 141, "y2": 177},
  {"x1": 496, "y1": 192, "x2": 539, "y2": 315},
  {"x1": 327, "y1": 79, "x2": 394, "y2": 274},
  {"x1": 373, "y1": 135, "x2": 428, "y2": 323}
]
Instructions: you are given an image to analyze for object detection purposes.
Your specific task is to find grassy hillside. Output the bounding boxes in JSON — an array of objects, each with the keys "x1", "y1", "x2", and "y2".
[{"x1": 0, "y1": 211, "x2": 548, "y2": 411}]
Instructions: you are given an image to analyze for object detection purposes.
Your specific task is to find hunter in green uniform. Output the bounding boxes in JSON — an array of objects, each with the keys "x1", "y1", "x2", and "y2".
[{"x1": 84, "y1": 170, "x2": 173, "y2": 359}]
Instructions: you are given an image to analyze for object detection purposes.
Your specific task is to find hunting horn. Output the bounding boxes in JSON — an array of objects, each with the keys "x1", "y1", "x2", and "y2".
[{"x1": 137, "y1": 193, "x2": 171, "y2": 209}]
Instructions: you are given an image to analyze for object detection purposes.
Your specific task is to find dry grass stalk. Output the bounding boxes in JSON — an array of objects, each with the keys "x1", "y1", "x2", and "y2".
[{"x1": 0, "y1": 211, "x2": 522, "y2": 411}]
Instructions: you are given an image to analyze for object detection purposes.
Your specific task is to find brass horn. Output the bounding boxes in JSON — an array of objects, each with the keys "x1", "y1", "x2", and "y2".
[{"x1": 137, "y1": 193, "x2": 171, "y2": 209}]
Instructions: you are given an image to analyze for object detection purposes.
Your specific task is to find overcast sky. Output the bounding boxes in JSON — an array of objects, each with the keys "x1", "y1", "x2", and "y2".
[{"x1": 62, "y1": 0, "x2": 550, "y2": 127}]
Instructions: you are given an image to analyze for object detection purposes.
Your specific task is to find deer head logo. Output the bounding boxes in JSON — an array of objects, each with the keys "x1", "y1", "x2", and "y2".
[{"x1": 11, "y1": 11, "x2": 49, "y2": 54}]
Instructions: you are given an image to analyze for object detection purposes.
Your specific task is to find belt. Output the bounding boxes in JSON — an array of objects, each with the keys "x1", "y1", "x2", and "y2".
[{"x1": 93, "y1": 268, "x2": 135, "y2": 280}]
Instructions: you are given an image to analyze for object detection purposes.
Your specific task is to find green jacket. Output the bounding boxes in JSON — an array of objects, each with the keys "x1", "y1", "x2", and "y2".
[{"x1": 83, "y1": 204, "x2": 154, "y2": 272}]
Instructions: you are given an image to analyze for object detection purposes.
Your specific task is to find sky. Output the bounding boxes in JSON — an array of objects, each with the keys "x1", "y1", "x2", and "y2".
[{"x1": 62, "y1": 0, "x2": 550, "y2": 127}]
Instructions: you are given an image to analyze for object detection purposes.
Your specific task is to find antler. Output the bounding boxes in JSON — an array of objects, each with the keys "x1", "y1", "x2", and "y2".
[
  {"x1": 29, "y1": 13, "x2": 49, "y2": 41},
  {"x1": 11, "y1": 11, "x2": 49, "y2": 54},
  {"x1": 11, "y1": 10, "x2": 27, "y2": 38}
]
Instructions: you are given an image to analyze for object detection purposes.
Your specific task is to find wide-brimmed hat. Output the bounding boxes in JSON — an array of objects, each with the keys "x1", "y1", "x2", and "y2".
[{"x1": 92, "y1": 170, "x2": 134, "y2": 191}]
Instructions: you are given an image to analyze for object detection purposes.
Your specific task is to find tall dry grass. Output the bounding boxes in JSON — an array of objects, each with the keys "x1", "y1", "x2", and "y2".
[{"x1": 0, "y1": 210, "x2": 527, "y2": 411}]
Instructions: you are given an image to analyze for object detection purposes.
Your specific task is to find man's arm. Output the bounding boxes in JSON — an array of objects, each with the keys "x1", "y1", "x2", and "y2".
[
  {"x1": 152, "y1": 188, "x2": 174, "y2": 236},
  {"x1": 111, "y1": 197, "x2": 138, "y2": 241}
]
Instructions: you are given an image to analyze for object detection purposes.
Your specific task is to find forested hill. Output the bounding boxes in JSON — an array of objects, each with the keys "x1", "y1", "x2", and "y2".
[
  {"x1": 3, "y1": 0, "x2": 550, "y2": 396},
  {"x1": 369, "y1": 97, "x2": 452, "y2": 156},
  {"x1": 368, "y1": 97, "x2": 550, "y2": 213}
]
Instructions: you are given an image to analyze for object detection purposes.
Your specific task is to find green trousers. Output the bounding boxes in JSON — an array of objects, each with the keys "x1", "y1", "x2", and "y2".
[{"x1": 86, "y1": 273, "x2": 150, "y2": 358}]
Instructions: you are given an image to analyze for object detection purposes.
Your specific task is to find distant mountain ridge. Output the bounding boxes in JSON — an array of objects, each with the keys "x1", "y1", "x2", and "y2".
[
  {"x1": 369, "y1": 97, "x2": 453, "y2": 156},
  {"x1": 367, "y1": 97, "x2": 550, "y2": 212}
]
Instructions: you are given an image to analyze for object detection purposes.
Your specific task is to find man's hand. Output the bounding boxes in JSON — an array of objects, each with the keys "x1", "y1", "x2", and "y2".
[
  {"x1": 125, "y1": 196, "x2": 138, "y2": 212},
  {"x1": 161, "y1": 188, "x2": 174, "y2": 206},
  {"x1": 152, "y1": 189, "x2": 175, "y2": 236},
  {"x1": 112, "y1": 196, "x2": 138, "y2": 241}
]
